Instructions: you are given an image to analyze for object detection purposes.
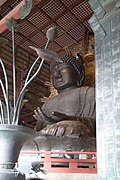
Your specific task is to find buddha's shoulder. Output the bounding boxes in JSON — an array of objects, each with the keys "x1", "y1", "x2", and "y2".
[
  {"x1": 43, "y1": 86, "x2": 95, "y2": 105},
  {"x1": 64, "y1": 86, "x2": 95, "y2": 95},
  {"x1": 80, "y1": 86, "x2": 95, "y2": 93}
]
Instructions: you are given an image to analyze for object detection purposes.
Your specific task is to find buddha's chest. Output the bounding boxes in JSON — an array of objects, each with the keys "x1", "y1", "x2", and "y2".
[
  {"x1": 42, "y1": 89, "x2": 80, "y2": 117},
  {"x1": 42, "y1": 87, "x2": 96, "y2": 120}
]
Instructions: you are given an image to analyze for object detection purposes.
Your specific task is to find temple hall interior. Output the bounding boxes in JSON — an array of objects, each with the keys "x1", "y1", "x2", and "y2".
[{"x1": 0, "y1": 0, "x2": 120, "y2": 180}]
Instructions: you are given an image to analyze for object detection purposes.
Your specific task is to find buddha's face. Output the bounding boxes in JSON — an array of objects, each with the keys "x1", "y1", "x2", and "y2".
[{"x1": 51, "y1": 63, "x2": 78, "y2": 92}]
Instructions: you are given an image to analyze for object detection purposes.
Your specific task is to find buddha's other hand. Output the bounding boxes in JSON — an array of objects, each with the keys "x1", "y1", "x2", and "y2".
[{"x1": 33, "y1": 107, "x2": 45, "y2": 123}]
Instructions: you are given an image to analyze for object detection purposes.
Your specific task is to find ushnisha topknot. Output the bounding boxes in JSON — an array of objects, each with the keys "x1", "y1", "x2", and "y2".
[{"x1": 50, "y1": 54, "x2": 85, "y2": 86}]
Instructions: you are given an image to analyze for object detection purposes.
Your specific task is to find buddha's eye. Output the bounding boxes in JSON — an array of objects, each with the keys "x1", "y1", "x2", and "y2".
[{"x1": 61, "y1": 69, "x2": 67, "y2": 73}]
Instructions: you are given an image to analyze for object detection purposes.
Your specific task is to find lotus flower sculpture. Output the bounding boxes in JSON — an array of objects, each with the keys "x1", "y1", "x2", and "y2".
[
  {"x1": 0, "y1": 17, "x2": 58, "y2": 180},
  {"x1": 0, "y1": 18, "x2": 58, "y2": 125}
]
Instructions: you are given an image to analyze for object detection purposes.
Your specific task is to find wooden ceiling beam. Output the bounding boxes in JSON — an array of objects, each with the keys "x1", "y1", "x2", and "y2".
[
  {"x1": 0, "y1": 0, "x2": 46, "y2": 33},
  {"x1": 0, "y1": 0, "x2": 8, "y2": 7},
  {"x1": 14, "y1": 1, "x2": 91, "y2": 49},
  {"x1": 39, "y1": 9, "x2": 78, "y2": 44},
  {"x1": 58, "y1": 0, "x2": 92, "y2": 32},
  {"x1": 0, "y1": 0, "x2": 25, "y2": 33}
]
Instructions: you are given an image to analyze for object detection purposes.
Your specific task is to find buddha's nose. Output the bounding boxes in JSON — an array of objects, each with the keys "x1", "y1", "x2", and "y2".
[{"x1": 55, "y1": 70, "x2": 62, "y2": 78}]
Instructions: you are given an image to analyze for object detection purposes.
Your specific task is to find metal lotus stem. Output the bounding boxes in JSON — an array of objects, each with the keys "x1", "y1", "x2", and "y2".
[
  {"x1": 0, "y1": 22, "x2": 58, "y2": 125},
  {"x1": 0, "y1": 59, "x2": 9, "y2": 99},
  {"x1": 0, "y1": 80, "x2": 10, "y2": 124},
  {"x1": 0, "y1": 58, "x2": 10, "y2": 124},
  {"x1": 12, "y1": 25, "x2": 16, "y2": 111},
  {"x1": 12, "y1": 56, "x2": 41, "y2": 124},
  {"x1": 0, "y1": 100, "x2": 4, "y2": 124},
  {"x1": 12, "y1": 39, "x2": 50, "y2": 125}
]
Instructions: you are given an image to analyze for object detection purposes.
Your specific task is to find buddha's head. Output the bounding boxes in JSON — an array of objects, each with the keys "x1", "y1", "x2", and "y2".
[{"x1": 50, "y1": 55, "x2": 85, "y2": 93}]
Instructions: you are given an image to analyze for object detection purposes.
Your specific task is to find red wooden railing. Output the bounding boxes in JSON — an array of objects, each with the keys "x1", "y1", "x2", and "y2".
[{"x1": 20, "y1": 151, "x2": 97, "y2": 174}]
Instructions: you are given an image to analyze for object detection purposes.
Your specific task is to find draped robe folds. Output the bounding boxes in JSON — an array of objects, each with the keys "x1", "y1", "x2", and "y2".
[{"x1": 42, "y1": 86, "x2": 96, "y2": 122}]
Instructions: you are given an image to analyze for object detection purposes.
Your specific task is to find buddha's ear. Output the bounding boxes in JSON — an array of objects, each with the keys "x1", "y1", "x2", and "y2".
[
  {"x1": 77, "y1": 80, "x2": 81, "y2": 87},
  {"x1": 77, "y1": 72, "x2": 85, "y2": 87}
]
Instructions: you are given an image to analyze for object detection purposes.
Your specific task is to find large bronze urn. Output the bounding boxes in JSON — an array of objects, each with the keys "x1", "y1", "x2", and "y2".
[{"x1": 0, "y1": 125, "x2": 36, "y2": 180}]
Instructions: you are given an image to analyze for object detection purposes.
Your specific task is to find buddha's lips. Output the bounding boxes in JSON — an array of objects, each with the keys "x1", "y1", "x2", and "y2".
[{"x1": 55, "y1": 78, "x2": 63, "y2": 83}]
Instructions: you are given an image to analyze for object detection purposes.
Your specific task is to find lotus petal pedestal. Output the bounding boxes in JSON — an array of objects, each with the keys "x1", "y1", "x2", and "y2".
[{"x1": 0, "y1": 125, "x2": 36, "y2": 180}]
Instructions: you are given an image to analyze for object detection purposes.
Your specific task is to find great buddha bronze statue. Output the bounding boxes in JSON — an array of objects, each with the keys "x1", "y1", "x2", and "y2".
[{"x1": 34, "y1": 55, "x2": 96, "y2": 138}]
